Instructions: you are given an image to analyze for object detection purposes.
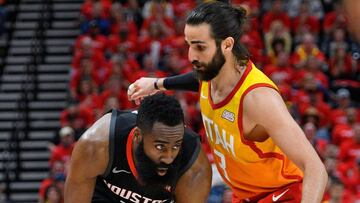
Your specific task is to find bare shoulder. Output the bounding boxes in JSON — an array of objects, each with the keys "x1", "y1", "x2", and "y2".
[
  {"x1": 77, "y1": 113, "x2": 111, "y2": 150},
  {"x1": 244, "y1": 86, "x2": 282, "y2": 102},
  {"x1": 72, "y1": 113, "x2": 112, "y2": 177},
  {"x1": 243, "y1": 87, "x2": 285, "y2": 113}
]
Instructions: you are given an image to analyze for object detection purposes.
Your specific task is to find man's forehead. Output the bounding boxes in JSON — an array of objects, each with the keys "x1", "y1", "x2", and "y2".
[
  {"x1": 184, "y1": 23, "x2": 213, "y2": 44},
  {"x1": 147, "y1": 122, "x2": 184, "y2": 140}
]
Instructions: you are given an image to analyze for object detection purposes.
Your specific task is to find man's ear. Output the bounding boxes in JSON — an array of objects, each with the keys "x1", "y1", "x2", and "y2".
[
  {"x1": 134, "y1": 127, "x2": 143, "y2": 143},
  {"x1": 222, "y1": 37, "x2": 234, "y2": 53}
]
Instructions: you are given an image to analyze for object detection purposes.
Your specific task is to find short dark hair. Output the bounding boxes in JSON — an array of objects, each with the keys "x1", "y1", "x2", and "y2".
[
  {"x1": 136, "y1": 94, "x2": 184, "y2": 134},
  {"x1": 186, "y1": 1, "x2": 249, "y2": 65}
]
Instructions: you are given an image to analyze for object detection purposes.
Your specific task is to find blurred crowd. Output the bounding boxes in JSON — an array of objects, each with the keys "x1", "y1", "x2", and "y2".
[{"x1": 40, "y1": 0, "x2": 360, "y2": 203}]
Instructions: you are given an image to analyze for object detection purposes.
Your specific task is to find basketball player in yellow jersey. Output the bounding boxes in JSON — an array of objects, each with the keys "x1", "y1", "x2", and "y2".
[{"x1": 128, "y1": 1, "x2": 328, "y2": 202}]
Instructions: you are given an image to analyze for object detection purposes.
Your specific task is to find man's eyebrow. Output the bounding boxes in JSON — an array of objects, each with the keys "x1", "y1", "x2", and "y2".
[
  {"x1": 154, "y1": 138, "x2": 183, "y2": 144},
  {"x1": 185, "y1": 39, "x2": 207, "y2": 45}
]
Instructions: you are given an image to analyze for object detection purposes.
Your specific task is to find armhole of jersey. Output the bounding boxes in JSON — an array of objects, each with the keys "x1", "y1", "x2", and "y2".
[
  {"x1": 102, "y1": 109, "x2": 117, "y2": 177},
  {"x1": 178, "y1": 136, "x2": 201, "y2": 176}
]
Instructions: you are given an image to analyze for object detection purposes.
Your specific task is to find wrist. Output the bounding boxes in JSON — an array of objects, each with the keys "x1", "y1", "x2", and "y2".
[
  {"x1": 154, "y1": 78, "x2": 160, "y2": 90},
  {"x1": 154, "y1": 78, "x2": 166, "y2": 91}
]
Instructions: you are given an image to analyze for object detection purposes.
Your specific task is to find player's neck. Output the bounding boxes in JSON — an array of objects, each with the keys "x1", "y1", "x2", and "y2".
[{"x1": 210, "y1": 57, "x2": 245, "y2": 95}]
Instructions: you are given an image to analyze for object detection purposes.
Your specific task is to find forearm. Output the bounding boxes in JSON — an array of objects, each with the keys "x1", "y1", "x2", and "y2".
[
  {"x1": 301, "y1": 163, "x2": 328, "y2": 203},
  {"x1": 163, "y1": 72, "x2": 199, "y2": 92}
]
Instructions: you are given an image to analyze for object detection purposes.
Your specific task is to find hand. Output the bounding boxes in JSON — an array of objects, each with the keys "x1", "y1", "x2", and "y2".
[{"x1": 127, "y1": 77, "x2": 160, "y2": 105}]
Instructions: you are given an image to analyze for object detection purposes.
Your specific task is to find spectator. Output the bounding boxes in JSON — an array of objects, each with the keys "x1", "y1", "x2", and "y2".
[
  {"x1": 70, "y1": 59, "x2": 101, "y2": 100},
  {"x1": 323, "y1": 177, "x2": 356, "y2": 202},
  {"x1": 264, "y1": 21, "x2": 292, "y2": 57},
  {"x1": 107, "y1": 3, "x2": 138, "y2": 54},
  {"x1": 240, "y1": 20, "x2": 264, "y2": 67},
  {"x1": 44, "y1": 185, "x2": 62, "y2": 203},
  {"x1": 287, "y1": 0, "x2": 324, "y2": 19},
  {"x1": 100, "y1": 75, "x2": 133, "y2": 109},
  {"x1": 262, "y1": 0, "x2": 291, "y2": 33},
  {"x1": 291, "y1": 32, "x2": 325, "y2": 70},
  {"x1": 49, "y1": 126, "x2": 75, "y2": 166},
  {"x1": 327, "y1": 45, "x2": 356, "y2": 81},
  {"x1": 330, "y1": 88, "x2": 354, "y2": 126},
  {"x1": 60, "y1": 102, "x2": 94, "y2": 136},
  {"x1": 39, "y1": 161, "x2": 66, "y2": 203},
  {"x1": 122, "y1": 0, "x2": 143, "y2": 30},
  {"x1": 332, "y1": 107, "x2": 358, "y2": 145},
  {"x1": 323, "y1": 1, "x2": 347, "y2": 40},
  {"x1": 338, "y1": 123, "x2": 360, "y2": 163},
  {"x1": 142, "y1": 0, "x2": 174, "y2": 20},
  {"x1": 291, "y1": 1, "x2": 320, "y2": 44},
  {"x1": 328, "y1": 28, "x2": 349, "y2": 57},
  {"x1": 263, "y1": 51, "x2": 294, "y2": 85}
]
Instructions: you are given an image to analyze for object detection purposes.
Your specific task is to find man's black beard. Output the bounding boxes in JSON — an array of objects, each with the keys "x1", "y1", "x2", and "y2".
[
  {"x1": 193, "y1": 46, "x2": 226, "y2": 81},
  {"x1": 134, "y1": 141, "x2": 181, "y2": 188}
]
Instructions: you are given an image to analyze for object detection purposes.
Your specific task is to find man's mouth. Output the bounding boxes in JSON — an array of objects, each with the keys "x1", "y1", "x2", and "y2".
[
  {"x1": 156, "y1": 167, "x2": 168, "y2": 176},
  {"x1": 193, "y1": 65, "x2": 204, "y2": 71}
]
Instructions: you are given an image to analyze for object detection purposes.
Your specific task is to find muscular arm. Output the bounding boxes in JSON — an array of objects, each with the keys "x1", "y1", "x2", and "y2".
[
  {"x1": 243, "y1": 88, "x2": 327, "y2": 203},
  {"x1": 174, "y1": 147, "x2": 212, "y2": 203},
  {"x1": 64, "y1": 114, "x2": 111, "y2": 203}
]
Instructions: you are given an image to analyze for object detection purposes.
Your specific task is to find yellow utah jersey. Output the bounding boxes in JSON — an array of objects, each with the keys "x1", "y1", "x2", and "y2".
[{"x1": 199, "y1": 61, "x2": 303, "y2": 199}]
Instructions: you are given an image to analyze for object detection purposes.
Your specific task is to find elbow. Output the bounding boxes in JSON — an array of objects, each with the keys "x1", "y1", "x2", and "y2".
[
  {"x1": 304, "y1": 159, "x2": 328, "y2": 183},
  {"x1": 319, "y1": 163, "x2": 329, "y2": 185}
]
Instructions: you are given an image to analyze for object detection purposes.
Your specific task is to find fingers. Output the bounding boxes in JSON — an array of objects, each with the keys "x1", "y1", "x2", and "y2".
[
  {"x1": 127, "y1": 77, "x2": 159, "y2": 104},
  {"x1": 135, "y1": 98, "x2": 141, "y2": 105}
]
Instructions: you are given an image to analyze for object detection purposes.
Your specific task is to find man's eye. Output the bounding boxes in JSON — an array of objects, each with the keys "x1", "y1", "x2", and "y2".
[
  {"x1": 173, "y1": 145, "x2": 181, "y2": 150},
  {"x1": 155, "y1": 145, "x2": 164, "y2": 150},
  {"x1": 197, "y1": 46, "x2": 205, "y2": 51}
]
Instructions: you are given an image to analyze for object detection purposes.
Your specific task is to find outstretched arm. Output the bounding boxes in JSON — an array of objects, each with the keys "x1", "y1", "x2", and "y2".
[
  {"x1": 128, "y1": 72, "x2": 199, "y2": 105},
  {"x1": 174, "y1": 147, "x2": 212, "y2": 203},
  {"x1": 244, "y1": 88, "x2": 327, "y2": 203},
  {"x1": 64, "y1": 114, "x2": 110, "y2": 203}
]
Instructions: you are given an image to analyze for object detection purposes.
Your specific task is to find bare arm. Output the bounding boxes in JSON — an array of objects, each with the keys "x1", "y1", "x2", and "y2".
[
  {"x1": 174, "y1": 147, "x2": 212, "y2": 203},
  {"x1": 343, "y1": 0, "x2": 360, "y2": 42},
  {"x1": 243, "y1": 88, "x2": 327, "y2": 203},
  {"x1": 64, "y1": 114, "x2": 110, "y2": 203}
]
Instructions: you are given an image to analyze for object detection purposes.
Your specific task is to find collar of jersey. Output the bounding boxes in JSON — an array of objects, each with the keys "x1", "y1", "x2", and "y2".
[{"x1": 126, "y1": 127, "x2": 139, "y2": 179}]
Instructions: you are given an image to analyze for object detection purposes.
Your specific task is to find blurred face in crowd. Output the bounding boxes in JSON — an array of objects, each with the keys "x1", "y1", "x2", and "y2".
[
  {"x1": 353, "y1": 124, "x2": 360, "y2": 143},
  {"x1": 346, "y1": 108, "x2": 357, "y2": 124},
  {"x1": 272, "y1": 0, "x2": 283, "y2": 13},
  {"x1": 302, "y1": 33, "x2": 315, "y2": 52},
  {"x1": 185, "y1": 23, "x2": 226, "y2": 81},
  {"x1": 45, "y1": 186, "x2": 62, "y2": 203},
  {"x1": 329, "y1": 182, "x2": 344, "y2": 201},
  {"x1": 61, "y1": 135, "x2": 74, "y2": 148}
]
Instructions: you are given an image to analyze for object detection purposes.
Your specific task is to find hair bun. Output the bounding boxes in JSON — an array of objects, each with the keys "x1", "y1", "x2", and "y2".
[{"x1": 234, "y1": 6, "x2": 247, "y2": 25}]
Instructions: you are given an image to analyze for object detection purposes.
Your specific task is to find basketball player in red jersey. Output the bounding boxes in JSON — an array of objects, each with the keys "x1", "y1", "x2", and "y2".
[{"x1": 128, "y1": 1, "x2": 327, "y2": 202}]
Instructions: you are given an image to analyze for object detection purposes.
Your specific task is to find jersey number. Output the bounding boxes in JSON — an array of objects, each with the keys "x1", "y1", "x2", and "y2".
[{"x1": 214, "y1": 149, "x2": 230, "y2": 182}]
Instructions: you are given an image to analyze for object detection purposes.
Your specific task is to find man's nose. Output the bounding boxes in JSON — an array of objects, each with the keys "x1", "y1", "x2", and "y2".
[
  {"x1": 160, "y1": 150, "x2": 175, "y2": 165},
  {"x1": 188, "y1": 48, "x2": 199, "y2": 62}
]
